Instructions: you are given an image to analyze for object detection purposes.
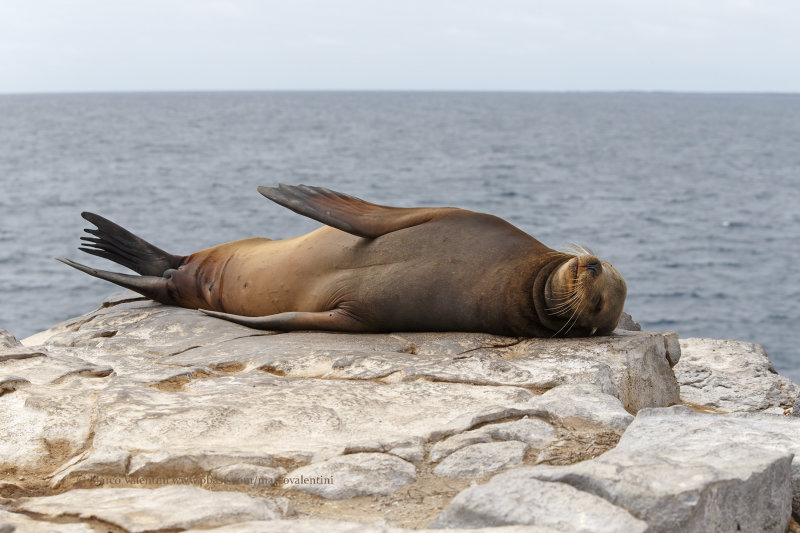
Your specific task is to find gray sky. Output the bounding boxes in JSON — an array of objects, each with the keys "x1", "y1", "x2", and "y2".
[{"x1": 2, "y1": 0, "x2": 799, "y2": 93}]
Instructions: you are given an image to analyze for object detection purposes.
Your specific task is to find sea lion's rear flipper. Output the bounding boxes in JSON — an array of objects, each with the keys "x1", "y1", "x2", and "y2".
[
  {"x1": 58, "y1": 213, "x2": 183, "y2": 305},
  {"x1": 79, "y1": 212, "x2": 183, "y2": 276},
  {"x1": 258, "y1": 184, "x2": 449, "y2": 238},
  {"x1": 56, "y1": 258, "x2": 175, "y2": 304},
  {"x1": 200, "y1": 308, "x2": 368, "y2": 332}
]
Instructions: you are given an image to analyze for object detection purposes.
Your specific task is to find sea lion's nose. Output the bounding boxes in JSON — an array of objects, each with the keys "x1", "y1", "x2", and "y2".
[{"x1": 585, "y1": 261, "x2": 601, "y2": 275}]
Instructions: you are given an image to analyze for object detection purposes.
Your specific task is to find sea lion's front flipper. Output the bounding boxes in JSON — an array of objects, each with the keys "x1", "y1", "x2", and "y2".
[
  {"x1": 258, "y1": 184, "x2": 450, "y2": 238},
  {"x1": 199, "y1": 308, "x2": 369, "y2": 332}
]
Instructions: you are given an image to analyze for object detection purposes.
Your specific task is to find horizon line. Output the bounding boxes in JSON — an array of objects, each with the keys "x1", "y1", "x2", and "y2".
[{"x1": 2, "y1": 88, "x2": 799, "y2": 97}]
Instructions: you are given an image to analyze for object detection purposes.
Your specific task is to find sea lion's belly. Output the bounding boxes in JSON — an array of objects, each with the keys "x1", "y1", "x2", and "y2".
[{"x1": 172, "y1": 227, "x2": 358, "y2": 316}]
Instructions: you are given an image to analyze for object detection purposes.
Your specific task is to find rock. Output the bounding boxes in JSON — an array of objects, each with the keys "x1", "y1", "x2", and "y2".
[
  {"x1": 0, "y1": 378, "x2": 104, "y2": 472},
  {"x1": 184, "y1": 519, "x2": 564, "y2": 532},
  {"x1": 429, "y1": 475, "x2": 648, "y2": 532},
  {"x1": 523, "y1": 406, "x2": 796, "y2": 532},
  {"x1": 0, "y1": 509, "x2": 95, "y2": 532},
  {"x1": 433, "y1": 441, "x2": 528, "y2": 478},
  {"x1": 511, "y1": 383, "x2": 634, "y2": 431},
  {"x1": 429, "y1": 418, "x2": 556, "y2": 463},
  {"x1": 211, "y1": 463, "x2": 285, "y2": 488},
  {"x1": 12, "y1": 293, "x2": 785, "y2": 530},
  {"x1": 615, "y1": 312, "x2": 641, "y2": 331},
  {"x1": 4, "y1": 293, "x2": 679, "y2": 491},
  {"x1": 429, "y1": 430, "x2": 494, "y2": 462},
  {"x1": 482, "y1": 418, "x2": 558, "y2": 447},
  {"x1": 719, "y1": 412, "x2": 800, "y2": 521},
  {"x1": 386, "y1": 439, "x2": 425, "y2": 462},
  {"x1": 39, "y1": 372, "x2": 529, "y2": 487},
  {"x1": 14, "y1": 486, "x2": 288, "y2": 532},
  {"x1": 284, "y1": 453, "x2": 416, "y2": 499},
  {"x1": 661, "y1": 331, "x2": 681, "y2": 366},
  {"x1": 0, "y1": 349, "x2": 112, "y2": 386},
  {"x1": 676, "y1": 338, "x2": 800, "y2": 414},
  {"x1": 23, "y1": 293, "x2": 680, "y2": 412},
  {"x1": 1, "y1": 330, "x2": 46, "y2": 360}
]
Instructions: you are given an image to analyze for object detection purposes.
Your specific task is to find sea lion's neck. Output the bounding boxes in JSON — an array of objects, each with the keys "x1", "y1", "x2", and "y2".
[
  {"x1": 494, "y1": 251, "x2": 571, "y2": 337},
  {"x1": 527, "y1": 254, "x2": 574, "y2": 336}
]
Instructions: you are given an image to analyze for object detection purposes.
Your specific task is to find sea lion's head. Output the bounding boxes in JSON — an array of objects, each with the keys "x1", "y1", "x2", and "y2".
[{"x1": 543, "y1": 253, "x2": 627, "y2": 337}]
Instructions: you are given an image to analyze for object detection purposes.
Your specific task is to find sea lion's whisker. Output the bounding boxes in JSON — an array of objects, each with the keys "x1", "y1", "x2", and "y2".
[
  {"x1": 552, "y1": 294, "x2": 584, "y2": 337},
  {"x1": 565, "y1": 299, "x2": 586, "y2": 336},
  {"x1": 546, "y1": 291, "x2": 581, "y2": 311},
  {"x1": 548, "y1": 291, "x2": 579, "y2": 302},
  {"x1": 560, "y1": 296, "x2": 586, "y2": 337},
  {"x1": 547, "y1": 296, "x2": 581, "y2": 314}
]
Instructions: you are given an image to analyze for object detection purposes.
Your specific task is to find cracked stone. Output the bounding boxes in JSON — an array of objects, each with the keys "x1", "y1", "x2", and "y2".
[
  {"x1": 675, "y1": 338, "x2": 800, "y2": 414},
  {"x1": 482, "y1": 418, "x2": 558, "y2": 446},
  {"x1": 14, "y1": 486, "x2": 289, "y2": 533},
  {"x1": 429, "y1": 475, "x2": 648, "y2": 532},
  {"x1": 0, "y1": 509, "x2": 94, "y2": 532},
  {"x1": 523, "y1": 406, "x2": 797, "y2": 532},
  {"x1": 46, "y1": 372, "x2": 529, "y2": 486},
  {"x1": 10, "y1": 293, "x2": 776, "y2": 531},
  {"x1": 24, "y1": 292, "x2": 678, "y2": 411},
  {"x1": 0, "y1": 379, "x2": 103, "y2": 472},
  {"x1": 211, "y1": 463, "x2": 286, "y2": 488},
  {"x1": 183, "y1": 518, "x2": 565, "y2": 533},
  {"x1": 510, "y1": 383, "x2": 635, "y2": 431},
  {"x1": 429, "y1": 418, "x2": 557, "y2": 463},
  {"x1": 433, "y1": 441, "x2": 528, "y2": 478},
  {"x1": 284, "y1": 453, "x2": 416, "y2": 499}
]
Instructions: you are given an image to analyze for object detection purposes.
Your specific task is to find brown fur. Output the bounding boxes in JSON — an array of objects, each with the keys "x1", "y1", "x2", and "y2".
[{"x1": 61, "y1": 185, "x2": 627, "y2": 337}]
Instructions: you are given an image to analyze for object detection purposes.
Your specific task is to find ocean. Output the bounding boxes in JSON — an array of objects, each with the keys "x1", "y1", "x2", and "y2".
[{"x1": 1, "y1": 91, "x2": 798, "y2": 384}]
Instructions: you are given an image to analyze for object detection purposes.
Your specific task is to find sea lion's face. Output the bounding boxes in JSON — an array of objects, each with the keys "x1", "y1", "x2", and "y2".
[{"x1": 544, "y1": 254, "x2": 627, "y2": 336}]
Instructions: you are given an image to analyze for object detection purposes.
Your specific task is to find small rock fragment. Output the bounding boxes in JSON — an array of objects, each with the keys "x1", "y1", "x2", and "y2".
[
  {"x1": 429, "y1": 474, "x2": 647, "y2": 532},
  {"x1": 433, "y1": 441, "x2": 528, "y2": 479},
  {"x1": 284, "y1": 453, "x2": 416, "y2": 499},
  {"x1": 15, "y1": 486, "x2": 286, "y2": 533},
  {"x1": 676, "y1": 338, "x2": 799, "y2": 414}
]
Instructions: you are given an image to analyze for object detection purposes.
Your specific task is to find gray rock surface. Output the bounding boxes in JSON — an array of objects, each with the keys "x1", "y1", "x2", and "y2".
[
  {"x1": 3, "y1": 293, "x2": 796, "y2": 531},
  {"x1": 21, "y1": 293, "x2": 680, "y2": 412},
  {"x1": 433, "y1": 441, "x2": 528, "y2": 478},
  {"x1": 211, "y1": 463, "x2": 285, "y2": 487},
  {"x1": 676, "y1": 338, "x2": 799, "y2": 414},
  {"x1": 482, "y1": 418, "x2": 558, "y2": 447},
  {"x1": 0, "y1": 509, "x2": 95, "y2": 532},
  {"x1": 719, "y1": 411, "x2": 800, "y2": 521},
  {"x1": 284, "y1": 453, "x2": 416, "y2": 498},
  {"x1": 520, "y1": 406, "x2": 796, "y2": 532},
  {"x1": 511, "y1": 383, "x2": 634, "y2": 430},
  {"x1": 429, "y1": 430, "x2": 493, "y2": 462},
  {"x1": 183, "y1": 519, "x2": 564, "y2": 533},
  {"x1": 616, "y1": 312, "x2": 641, "y2": 332},
  {"x1": 429, "y1": 476, "x2": 648, "y2": 532},
  {"x1": 14, "y1": 486, "x2": 289, "y2": 532},
  {"x1": 1, "y1": 295, "x2": 679, "y2": 490}
]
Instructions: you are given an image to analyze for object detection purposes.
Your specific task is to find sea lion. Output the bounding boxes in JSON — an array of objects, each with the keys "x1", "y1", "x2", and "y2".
[{"x1": 58, "y1": 184, "x2": 627, "y2": 337}]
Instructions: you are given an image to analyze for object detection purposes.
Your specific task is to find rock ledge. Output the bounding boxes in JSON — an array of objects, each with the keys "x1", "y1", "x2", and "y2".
[{"x1": 1, "y1": 293, "x2": 798, "y2": 532}]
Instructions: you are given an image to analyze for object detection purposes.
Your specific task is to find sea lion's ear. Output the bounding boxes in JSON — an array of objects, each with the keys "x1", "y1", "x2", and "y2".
[{"x1": 258, "y1": 184, "x2": 448, "y2": 239}]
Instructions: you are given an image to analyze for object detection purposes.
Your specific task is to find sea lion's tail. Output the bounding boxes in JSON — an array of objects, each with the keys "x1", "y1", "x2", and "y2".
[{"x1": 56, "y1": 212, "x2": 183, "y2": 304}]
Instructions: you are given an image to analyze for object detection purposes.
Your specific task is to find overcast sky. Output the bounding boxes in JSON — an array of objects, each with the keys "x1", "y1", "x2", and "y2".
[{"x1": 2, "y1": 0, "x2": 799, "y2": 94}]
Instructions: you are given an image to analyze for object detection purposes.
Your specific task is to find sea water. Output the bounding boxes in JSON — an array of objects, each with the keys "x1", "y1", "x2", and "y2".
[{"x1": 1, "y1": 92, "x2": 798, "y2": 383}]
